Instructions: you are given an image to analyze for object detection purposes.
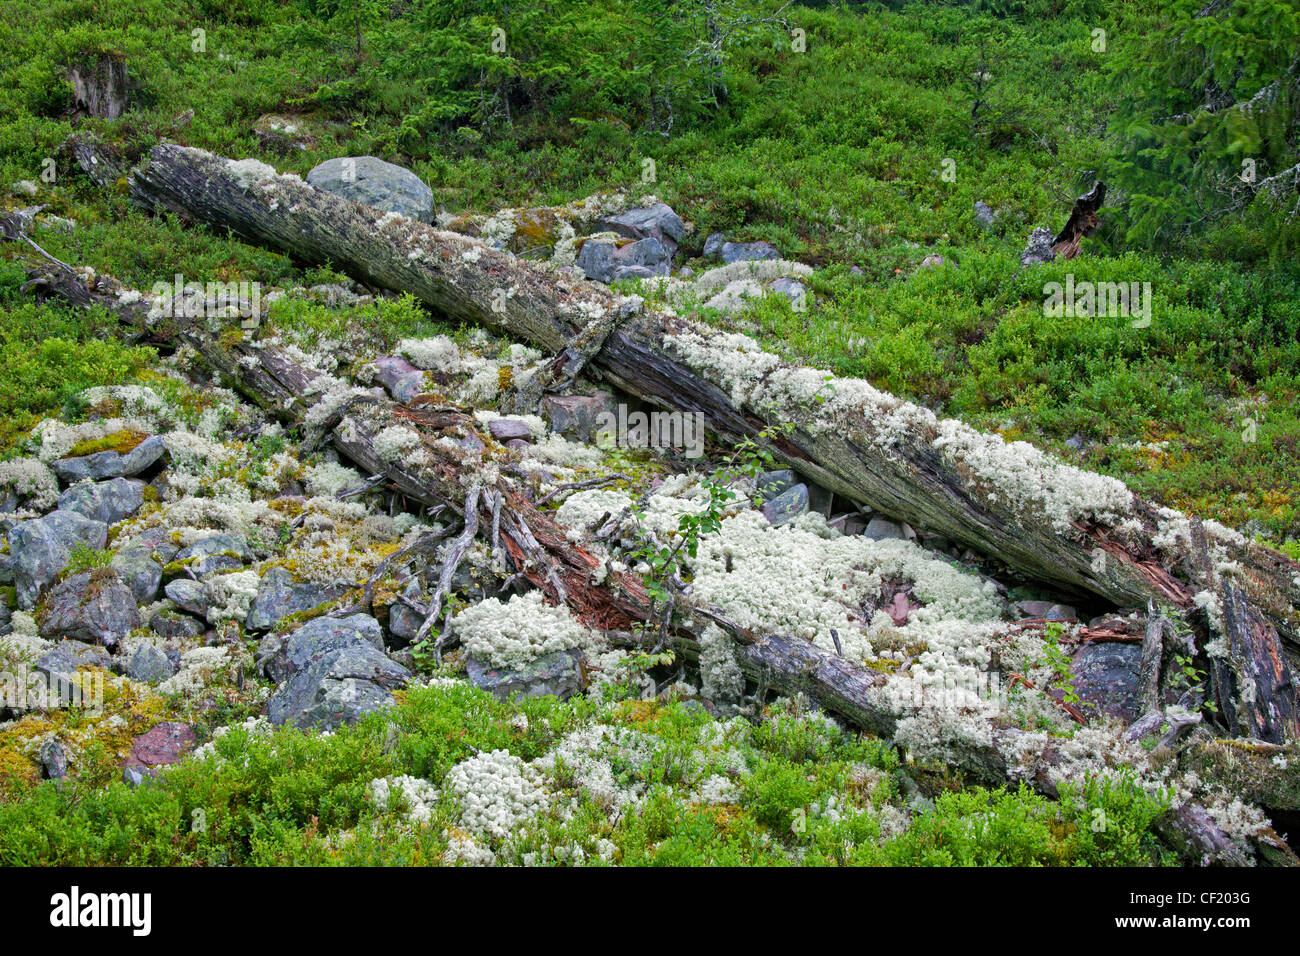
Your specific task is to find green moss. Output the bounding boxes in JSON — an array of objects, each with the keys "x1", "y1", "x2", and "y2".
[{"x1": 63, "y1": 429, "x2": 148, "y2": 459}]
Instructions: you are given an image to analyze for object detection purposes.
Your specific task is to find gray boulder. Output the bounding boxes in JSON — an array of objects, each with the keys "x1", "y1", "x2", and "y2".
[
  {"x1": 386, "y1": 579, "x2": 423, "y2": 644},
  {"x1": 111, "y1": 543, "x2": 166, "y2": 604},
  {"x1": 761, "y1": 484, "x2": 808, "y2": 527},
  {"x1": 306, "y1": 156, "x2": 434, "y2": 223},
  {"x1": 123, "y1": 643, "x2": 176, "y2": 684},
  {"x1": 164, "y1": 578, "x2": 210, "y2": 617},
  {"x1": 542, "y1": 391, "x2": 617, "y2": 442},
  {"x1": 466, "y1": 648, "x2": 587, "y2": 702},
  {"x1": 863, "y1": 517, "x2": 905, "y2": 541},
  {"x1": 612, "y1": 237, "x2": 670, "y2": 275},
  {"x1": 52, "y1": 434, "x2": 165, "y2": 483},
  {"x1": 1071, "y1": 642, "x2": 1141, "y2": 723},
  {"x1": 58, "y1": 477, "x2": 145, "y2": 525},
  {"x1": 174, "y1": 534, "x2": 250, "y2": 577},
  {"x1": 770, "y1": 277, "x2": 806, "y2": 305},
  {"x1": 703, "y1": 232, "x2": 727, "y2": 259},
  {"x1": 576, "y1": 239, "x2": 616, "y2": 282},
  {"x1": 1019, "y1": 227, "x2": 1056, "y2": 267},
  {"x1": 245, "y1": 567, "x2": 347, "y2": 632},
  {"x1": 974, "y1": 200, "x2": 996, "y2": 230},
  {"x1": 8, "y1": 509, "x2": 108, "y2": 608},
  {"x1": 1045, "y1": 604, "x2": 1078, "y2": 622},
  {"x1": 611, "y1": 265, "x2": 657, "y2": 281},
  {"x1": 35, "y1": 640, "x2": 112, "y2": 681},
  {"x1": 264, "y1": 614, "x2": 409, "y2": 730},
  {"x1": 372, "y1": 355, "x2": 425, "y2": 404},
  {"x1": 38, "y1": 739, "x2": 68, "y2": 780},
  {"x1": 720, "y1": 240, "x2": 780, "y2": 264},
  {"x1": 756, "y1": 469, "x2": 798, "y2": 499},
  {"x1": 1015, "y1": 600, "x2": 1056, "y2": 620},
  {"x1": 38, "y1": 569, "x2": 140, "y2": 648},
  {"x1": 149, "y1": 608, "x2": 206, "y2": 640},
  {"x1": 806, "y1": 482, "x2": 833, "y2": 518},
  {"x1": 594, "y1": 203, "x2": 685, "y2": 257}
]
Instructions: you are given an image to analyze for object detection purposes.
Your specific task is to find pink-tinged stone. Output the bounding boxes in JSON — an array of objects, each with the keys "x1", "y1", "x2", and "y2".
[
  {"x1": 488, "y1": 419, "x2": 531, "y2": 442},
  {"x1": 125, "y1": 721, "x2": 197, "y2": 768},
  {"x1": 886, "y1": 592, "x2": 918, "y2": 626}
]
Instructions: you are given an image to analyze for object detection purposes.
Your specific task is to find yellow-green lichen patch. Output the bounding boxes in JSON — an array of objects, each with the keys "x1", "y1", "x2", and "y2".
[{"x1": 63, "y1": 428, "x2": 149, "y2": 459}]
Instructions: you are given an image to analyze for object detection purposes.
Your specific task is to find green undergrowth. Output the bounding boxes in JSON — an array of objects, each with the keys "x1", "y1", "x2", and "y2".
[
  {"x1": 725, "y1": 249, "x2": 1300, "y2": 538},
  {"x1": 3, "y1": 1, "x2": 1296, "y2": 544},
  {"x1": 0, "y1": 276, "x2": 157, "y2": 453},
  {"x1": 0, "y1": 685, "x2": 1174, "y2": 867}
]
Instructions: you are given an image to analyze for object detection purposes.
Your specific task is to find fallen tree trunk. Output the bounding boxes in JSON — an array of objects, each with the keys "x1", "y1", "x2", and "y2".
[
  {"x1": 17, "y1": 260, "x2": 1270, "y2": 862},
  {"x1": 187, "y1": 325, "x2": 899, "y2": 736},
  {"x1": 99, "y1": 142, "x2": 1300, "y2": 660}
]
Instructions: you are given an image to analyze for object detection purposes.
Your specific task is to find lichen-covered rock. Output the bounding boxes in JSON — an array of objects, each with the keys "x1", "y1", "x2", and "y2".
[
  {"x1": 34, "y1": 639, "x2": 112, "y2": 681},
  {"x1": 258, "y1": 612, "x2": 386, "y2": 683},
  {"x1": 594, "y1": 202, "x2": 685, "y2": 258},
  {"x1": 1071, "y1": 642, "x2": 1141, "y2": 722},
  {"x1": 52, "y1": 434, "x2": 165, "y2": 482},
  {"x1": 174, "y1": 533, "x2": 250, "y2": 577},
  {"x1": 264, "y1": 614, "x2": 409, "y2": 730},
  {"x1": 38, "y1": 739, "x2": 68, "y2": 780},
  {"x1": 164, "y1": 578, "x2": 211, "y2": 617},
  {"x1": 761, "y1": 483, "x2": 808, "y2": 527},
  {"x1": 38, "y1": 569, "x2": 141, "y2": 648},
  {"x1": 123, "y1": 642, "x2": 176, "y2": 684},
  {"x1": 466, "y1": 648, "x2": 587, "y2": 702},
  {"x1": 245, "y1": 566, "x2": 347, "y2": 632},
  {"x1": 306, "y1": 156, "x2": 434, "y2": 222},
  {"x1": 149, "y1": 608, "x2": 207, "y2": 640},
  {"x1": 612, "y1": 236, "x2": 670, "y2": 275},
  {"x1": 111, "y1": 542, "x2": 165, "y2": 604},
  {"x1": 720, "y1": 240, "x2": 779, "y2": 263},
  {"x1": 1020, "y1": 227, "x2": 1055, "y2": 267},
  {"x1": 576, "y1": 238, "x2": 616, "y2": 282},
  {"x1": 8, "y1": 509, "x2": 108, "y2": 608},
  {"x1": 57, "y1": 477, "x2": 144, "y2": 525},
  {"x1": 372, "y1": 355, "x2": 426, "y2": 404}
]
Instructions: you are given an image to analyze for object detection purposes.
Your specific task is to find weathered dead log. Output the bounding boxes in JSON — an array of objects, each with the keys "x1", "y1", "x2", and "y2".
[
  {"x1": 18, "y1": 262, "x2": 1269, "y2": 862},
  {"x1": 1214, "y1": 580, "x2": 1299, "y2": 743},
  {"x1": 1138, "y1": 601, "x2": 1166, "y2": 713},
  {"x1": 1180, "y1": 516, "x2": 1299, "y2": 744},
  {"x1": 95, "y1": 143, "x2": 1300, "y2": 660}
]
